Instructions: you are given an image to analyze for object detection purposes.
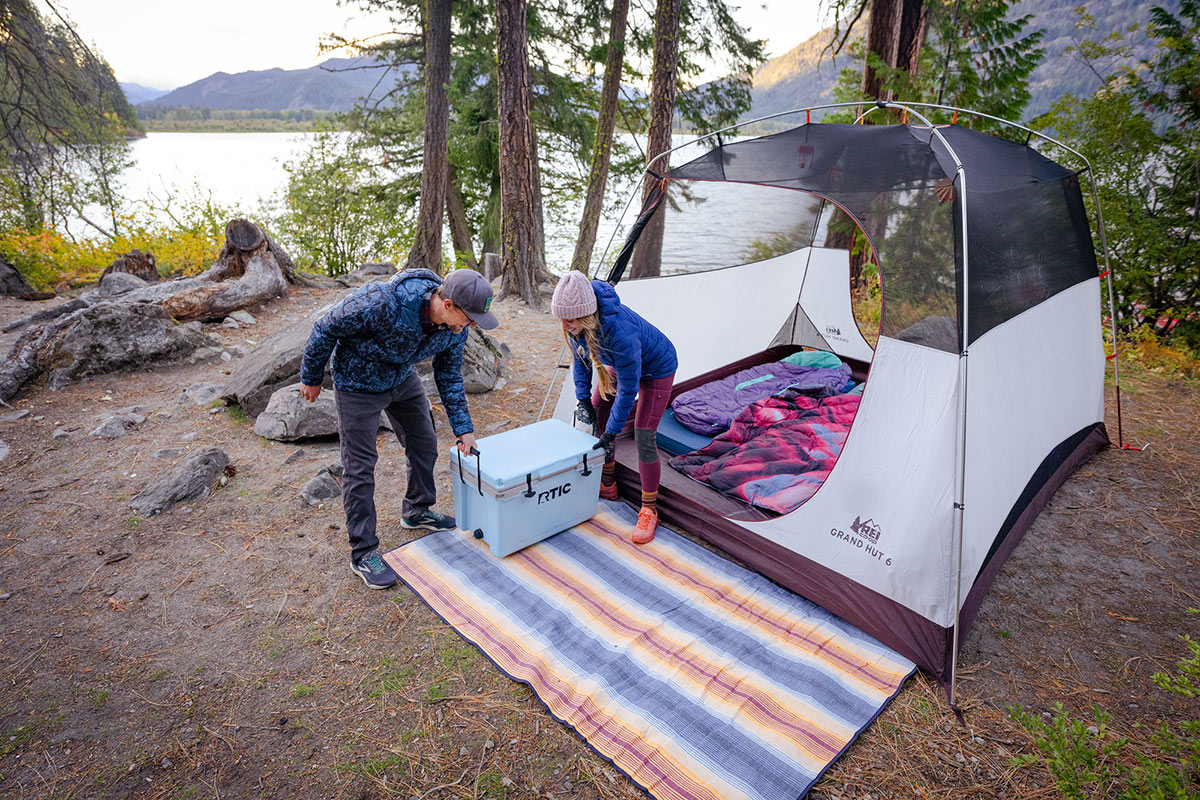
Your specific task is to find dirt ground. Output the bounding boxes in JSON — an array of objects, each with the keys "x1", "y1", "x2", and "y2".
[{"x1": 0, "y1": 283, "x2": 1196, "y2": 800}]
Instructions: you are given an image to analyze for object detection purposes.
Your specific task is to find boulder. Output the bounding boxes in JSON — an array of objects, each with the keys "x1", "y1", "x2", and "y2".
[
  {"x1": 253, "y1": 383, "x2": 339, "y2": 441},
  {"x1": 178, "y1": 382, "x2": 225, "y2": 406},
  {"x1": 45, "y1": 302, "x2": 221, "y2": 390},
  {"x1": 97, "y1": 271, "x2": 149, "y2": 297},
  {"x1": 894, "y1": 315, "x2": 959, "y2": 352},
  {"x1": 336, "y1": 263, "x2": 395, "y2": 287},
  {"x1": 301, "y1": 469, "x2": 342, "y2": 506},
  {"x1": 223, "y1": 286, "x2": 502, "y2": 417},
  {"x1": 130, "y1": 446, "x2": 230, "y2": 516},
  {"x1": 0, "y1": 256, "x2": 35, "y2": 296}
]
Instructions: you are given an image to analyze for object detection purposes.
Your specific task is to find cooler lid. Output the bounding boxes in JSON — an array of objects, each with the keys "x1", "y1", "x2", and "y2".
[{"x1": 449, "y1": 419, "x2": 599, "y2": 490}]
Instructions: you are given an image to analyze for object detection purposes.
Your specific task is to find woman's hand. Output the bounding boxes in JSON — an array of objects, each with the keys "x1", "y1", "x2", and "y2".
[
  {"x1": 592, "y1": 431, "x2": 616, "y2": 460},
  {"x1": 575, "y1": 399, "x2": 595, "y2": 426}
]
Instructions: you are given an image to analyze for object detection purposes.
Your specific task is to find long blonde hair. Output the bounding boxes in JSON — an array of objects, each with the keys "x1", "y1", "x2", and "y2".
[{"x1": 562, "y1": 313, "x2": 615, "y2": 400}]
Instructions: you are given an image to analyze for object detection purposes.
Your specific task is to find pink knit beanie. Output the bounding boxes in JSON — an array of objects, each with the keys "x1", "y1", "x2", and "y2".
[{"x1": 551, "y1": 271, "x2": 597, "y2": 319}]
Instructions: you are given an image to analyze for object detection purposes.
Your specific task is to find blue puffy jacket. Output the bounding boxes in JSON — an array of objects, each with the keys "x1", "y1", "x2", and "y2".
[
  {"x1": 300, "y1": 269, "x2": 474, "y2": 436},
  {"x1": 571, "y1": 280, "x2": 678, "y2": 436}
]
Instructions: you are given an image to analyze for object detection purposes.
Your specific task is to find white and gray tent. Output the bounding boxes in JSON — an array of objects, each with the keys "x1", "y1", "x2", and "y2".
[{"x1": 551, "y1": 103, "x2": 1120, "y2": 699}]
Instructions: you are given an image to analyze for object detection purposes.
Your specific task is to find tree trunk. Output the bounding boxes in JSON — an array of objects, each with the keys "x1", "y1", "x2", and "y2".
[
  {"x1": 404, "y1": 0, "x2": 452, "y2": 274},
  {"x1": 630, "y1": 0, "x2": 682, "y2": 280},
  {"x1": 570, "y1": 0, "x2": 630, "y2": 276},
  {"x1": 862, "y1": 0, "x2": 927, "y2": 101},
  {"x1": 446, "y1": 164, "x2": 479, "y2": 271},
  {"x1": 495, "y1": 0, "x2": 542, "y2": 308}
]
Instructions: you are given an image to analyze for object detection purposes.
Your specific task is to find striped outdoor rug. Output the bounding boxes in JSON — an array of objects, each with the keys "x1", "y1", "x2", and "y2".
[{"x1": 383, "y1": 502, "x2": 915, "y2": 800}]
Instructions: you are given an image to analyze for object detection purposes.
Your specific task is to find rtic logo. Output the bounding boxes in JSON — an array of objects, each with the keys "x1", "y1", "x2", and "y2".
[
  {"x1": 831, "y1": 516, "x2": 891, "y2": 566},
  {"x1": 850, "y1": 515, "x2": 882, "y2": 543},
  {"x1": 537, "y1": 482, "x2": 571, "y2": 505}
]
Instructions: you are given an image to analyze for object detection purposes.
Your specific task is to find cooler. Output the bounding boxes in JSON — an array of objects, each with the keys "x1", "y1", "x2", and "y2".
[{"x1": 449, "y1": 419, "x2": 602, "y2": 557}]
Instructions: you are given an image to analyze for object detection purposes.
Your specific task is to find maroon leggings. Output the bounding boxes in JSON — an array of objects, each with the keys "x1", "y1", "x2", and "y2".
[{"x1": 593, "y1": 372, "x2": 675, "y2": 493}]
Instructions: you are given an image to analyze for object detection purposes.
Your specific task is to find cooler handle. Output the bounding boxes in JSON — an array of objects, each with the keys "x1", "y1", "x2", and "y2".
[{"x1": 456, "y1": 446, "x2": 483, "y2": 497}]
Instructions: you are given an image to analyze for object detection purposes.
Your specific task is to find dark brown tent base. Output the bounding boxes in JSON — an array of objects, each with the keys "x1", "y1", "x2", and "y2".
[{"x1": 610, "y1": 413, "x2": 1109, "y2": 685}]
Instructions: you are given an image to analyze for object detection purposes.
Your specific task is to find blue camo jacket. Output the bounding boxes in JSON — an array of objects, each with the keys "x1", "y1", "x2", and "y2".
[
  {"x1": 571, "y1": 280, "x2": 678, "y2": 436},
  {"x1": 299, "y1": 269, "x2": 475, "y2": 436}
]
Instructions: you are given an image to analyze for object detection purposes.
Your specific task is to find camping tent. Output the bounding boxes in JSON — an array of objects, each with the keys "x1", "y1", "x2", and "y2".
[{"x1": 552, "y1": 103, "x2": 1117, "y2": 698}]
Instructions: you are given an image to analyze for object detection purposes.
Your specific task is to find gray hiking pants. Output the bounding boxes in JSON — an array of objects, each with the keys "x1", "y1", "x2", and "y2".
[{"x1": 336, "y1": 372, "x2": 438, "y2": 561}]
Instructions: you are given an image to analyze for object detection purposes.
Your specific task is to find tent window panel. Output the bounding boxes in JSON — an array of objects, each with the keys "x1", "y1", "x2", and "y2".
[
  {"x1": 964, "y1": 175, "x2": 1099, "y2": 343},
  {"x1": 628, "y1": 180, "x2": 825, "y2": 278},
  {"x1": 868, "y1": 187, "x2": 959, "y2": 352}
]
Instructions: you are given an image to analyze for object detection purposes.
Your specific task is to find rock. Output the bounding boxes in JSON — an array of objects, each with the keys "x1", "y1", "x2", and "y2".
[
  {"x1": 301, "y1": 470, "x2": 341, "y2": 505},
  {"x1": 228, "y1": 310, "x2": 256, "y2": 325},
  {"x1": 130, "y1": 446, "x2": 229, "y2": 516},
  {"x1": 0, "y1": 256, "x2": 35, "y2": 296},
  {"x1": 51, "y1": 427, "x2": 71, "y2": 441},
  {"x1": 895, "y1": 315, "x2": 958, "y2": 352},
  {"x1": 45, "y1": 302, "x2": 221, "y2": 391},
  {"x1": 283, "y1": 448, "x2": 306, "y2": 464},
  {"x1": 253, "y1": 383, "x2": 339, "y2": 441},
  {"x1": 0, "y1": 409, "x2": 30, "y2": 421},
  {"x1": 336, "y1": 263, "x2": 395, "y2": 287},
  {"x1": 97, "y1": 272, "x2": 148, "y2": 297},
  {"x1": 178, "y1": 382, "x2": 224, "y2": 406},
  {"x1": 221, "y1": 317, "x2": 241, "y2": 329},
  {"x1": 222, "y1": 285, "x2": 503, "y2": 418},
  {"x1": 326, "y1": 460, "x2": 344, "y2": 477},
  {"x1": 90, "y1": 417, "x2": 128, "y2": 438},
  {"x1": 221, "y1": 313, "x2": 336, "y2": 418},
  {"x1": 153, "y1": 447, "x2": 187, "y2": 461},
  {"x1": 0, "y1": 440, "x2": 9, "y2": 461}
]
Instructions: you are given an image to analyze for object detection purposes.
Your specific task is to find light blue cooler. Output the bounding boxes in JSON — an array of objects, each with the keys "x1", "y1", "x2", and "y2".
[{"x1": 449, "y1": 419, "x2": 602, "y2": 557}]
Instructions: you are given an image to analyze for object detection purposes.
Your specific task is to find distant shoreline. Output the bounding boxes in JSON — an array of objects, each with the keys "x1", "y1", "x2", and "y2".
[{"x1": 142, "y1": 120, "x2": 337, "y2": 133}]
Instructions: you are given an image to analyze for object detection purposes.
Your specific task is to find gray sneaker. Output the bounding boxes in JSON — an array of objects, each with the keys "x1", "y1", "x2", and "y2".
[
  {"x1": 351, "y1": 549, "x2": 398, "y2": 590},
  {"x1": 400, "y1": 509, "x2": 455, "y2": 531}
]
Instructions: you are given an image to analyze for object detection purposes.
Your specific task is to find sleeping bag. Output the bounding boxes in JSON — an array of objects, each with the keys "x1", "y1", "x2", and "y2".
[{"x1": 671, "y1": 359, "x2": 853, "y2": 436}]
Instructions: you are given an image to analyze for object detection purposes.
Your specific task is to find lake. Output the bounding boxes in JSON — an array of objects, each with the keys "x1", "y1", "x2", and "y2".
[{"x1": 111, "y1": 130, "x2": 803, "y2": 274}]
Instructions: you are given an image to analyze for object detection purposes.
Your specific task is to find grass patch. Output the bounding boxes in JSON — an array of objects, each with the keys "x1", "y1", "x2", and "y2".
[
  {"x1": 476, "y1": 767, "x2": 510, "y2": 798},
  {"x1": 424, "y1": 680, "x2": 448, "y2": 703},
  {"x1": 334, "y1": 751, "x2": 408, "y2": 778},
  {"x1": 440, "y1": 644, "x2": 479, "y2": 671},
  {"x1": 0, "y1": 722, "x2": 39, "y2": 758},
  {"x1": 224, "y1": 405, "x2": 249, "y2": 424},
  {"x1": 369, "y1": 663, "x2": 416, "y2": 699},
  {"x1": 93, "y1": 688, "x2": 111, "y2": 706},
  {"x1": 148, "y1": 668, "x2": 169, "y2": 681},
  {"x1": 290, "y1": 683, "x2": 317, "y2": 698}
]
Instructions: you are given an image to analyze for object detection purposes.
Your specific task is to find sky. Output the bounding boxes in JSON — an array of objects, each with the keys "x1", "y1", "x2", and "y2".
[{"x1": 50, "y1": 0, "x2": 830, "y2": 91}]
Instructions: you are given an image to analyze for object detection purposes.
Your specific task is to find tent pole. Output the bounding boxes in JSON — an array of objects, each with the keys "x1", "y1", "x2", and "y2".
[
  {"x1": 1084, "y1": 170, "x2": 1123, "y2": 446},
  {"x1": 949, "y1": 161, "x2": 970, "y2": 709}
]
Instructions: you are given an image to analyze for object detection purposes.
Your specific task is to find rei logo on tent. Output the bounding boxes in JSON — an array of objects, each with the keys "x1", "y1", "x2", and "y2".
[
  {"x1": 850, "y1": 516, "x2": 882, "y2": 543},
  {"x1": 832, "y1": 517, "x2": 892, "y2": 566}
]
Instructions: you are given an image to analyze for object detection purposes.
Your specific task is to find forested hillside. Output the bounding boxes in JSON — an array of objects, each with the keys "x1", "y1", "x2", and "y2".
[
  {"x1": 143, "y1": 57, "x2": 404, "y2": 113},
  {"x1": 746, "y1": 0, "x2": 1182, "y2": 122}
]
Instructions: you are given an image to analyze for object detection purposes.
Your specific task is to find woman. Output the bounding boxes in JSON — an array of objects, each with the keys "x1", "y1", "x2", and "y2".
[{"x1": 551, "y1": 270, "x2": 677, "y2": 544}]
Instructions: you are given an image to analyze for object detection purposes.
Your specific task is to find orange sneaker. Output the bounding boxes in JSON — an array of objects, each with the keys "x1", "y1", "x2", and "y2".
[
  {"x1": 599, "y1": 481, "x2": 619, "y2": 501},
  {"x1": 633, "y1": 506, "x2": 657, "y2": 544}
]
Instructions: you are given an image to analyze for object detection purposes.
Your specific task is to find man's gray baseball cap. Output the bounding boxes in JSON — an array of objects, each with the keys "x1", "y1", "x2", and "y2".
[{"x1": 442, "y1": 269, "x2": 499, "y2": 330}]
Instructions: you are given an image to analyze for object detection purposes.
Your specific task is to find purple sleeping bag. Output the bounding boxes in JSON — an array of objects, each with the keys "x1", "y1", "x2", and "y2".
[{"x1": 671, "y1": 360, "x2": 853, "y2": 436}]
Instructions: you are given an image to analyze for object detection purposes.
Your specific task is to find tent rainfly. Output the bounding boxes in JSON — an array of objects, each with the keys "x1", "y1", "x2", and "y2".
[{"x1": 552, "y1": 102, "x2": 1117, "y2": 701}]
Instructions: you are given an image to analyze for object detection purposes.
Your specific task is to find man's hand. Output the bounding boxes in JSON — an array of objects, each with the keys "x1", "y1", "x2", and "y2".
[
  {"x1": 592, "y1": 431, "x2": 616, "y2": 461},
  {"x1": 300, "y1": 384, "x2": 321, "y2": 402},
  {"x1": 457, "y1": 433, "x2": 478, "y2": 456}
]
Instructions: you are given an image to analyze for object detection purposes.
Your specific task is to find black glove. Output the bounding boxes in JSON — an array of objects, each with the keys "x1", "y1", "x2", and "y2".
[
  {"x1": 592, "y1": 431, "x2": 616, "y2": 460},
  {"x1": 575, "y1": 399, "x2": 595, "y2": 427}
]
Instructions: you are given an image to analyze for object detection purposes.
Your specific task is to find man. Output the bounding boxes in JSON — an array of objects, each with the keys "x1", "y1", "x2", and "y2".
[{"x1": 299, "y1": 267, "x2": 499, "y2": 590}]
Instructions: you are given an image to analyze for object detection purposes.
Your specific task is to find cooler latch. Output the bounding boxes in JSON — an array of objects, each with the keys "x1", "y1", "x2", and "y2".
[
  {"x1": 524, "y1": 473, "x2": 535, "y2": 498},
  {"x1": 580, "y1": 453, "x2": 592, "y2": 476}
]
